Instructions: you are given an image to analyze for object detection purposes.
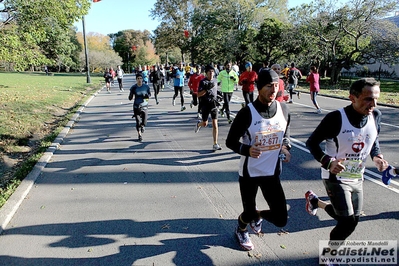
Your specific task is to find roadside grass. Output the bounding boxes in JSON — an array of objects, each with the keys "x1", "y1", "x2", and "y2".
[
  {"x1": 297, "y1": 77, "x2": 399, "y2": 106},
  {"x1": 0, "y1": 72, "x2": 103, "y2": 207}
]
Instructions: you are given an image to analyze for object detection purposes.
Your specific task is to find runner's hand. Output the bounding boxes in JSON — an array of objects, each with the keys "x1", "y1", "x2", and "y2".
[
  {"x1": 280, "y1": 147, "x2": 291, "y2": 163},
  {"x1": 250, "y1": 142, "x2": 263, "y2": 158},
  {"x1": 329, "y1": 158, "x2": 346, "y2": 175},
  {"x1": 373, "y1": 155, "x2": 388, "y2": 172}
]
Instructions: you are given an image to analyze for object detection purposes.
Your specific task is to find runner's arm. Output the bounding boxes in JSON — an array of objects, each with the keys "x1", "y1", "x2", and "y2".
[
  {"x1": 226, "y1": 108, "x2": 252, "y2": 156},
  {"x1": 306, "y1": 111, "x2": 341, "y2": 169},
  {"x1": 280, "y1": 103, "x2": 291, "y2": 149}
]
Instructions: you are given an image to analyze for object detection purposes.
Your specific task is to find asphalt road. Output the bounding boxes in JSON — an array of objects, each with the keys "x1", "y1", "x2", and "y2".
[{"x1": 0, "y1": 75, "x2": 398, "y2": 266}]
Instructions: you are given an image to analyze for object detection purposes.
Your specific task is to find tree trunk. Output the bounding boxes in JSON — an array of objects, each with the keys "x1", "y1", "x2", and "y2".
[{"x1": 329, "y1": 60, "x2": 341, "y2": 85}]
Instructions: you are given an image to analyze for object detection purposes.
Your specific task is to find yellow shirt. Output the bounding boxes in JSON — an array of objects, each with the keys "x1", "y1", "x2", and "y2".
[{"x1": 281, "y1": 67, "x2": 290, "y2": 78}]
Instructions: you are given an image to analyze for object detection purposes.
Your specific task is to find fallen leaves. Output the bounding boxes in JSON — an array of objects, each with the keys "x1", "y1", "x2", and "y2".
[
  {"x1": 247, "y1": 251, "x2": 262, "y2": 258},
  {"x1": 277, "y1": 228, "x2": 289, "y2": 236}
]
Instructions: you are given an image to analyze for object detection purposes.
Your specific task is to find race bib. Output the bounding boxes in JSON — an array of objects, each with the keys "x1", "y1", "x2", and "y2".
[
  {"x1": 339, "y1": 159, "x2": 364, "y2": 179},
  {"x1": 255, "y1": 131, "x2": 282, "y2": 151}
]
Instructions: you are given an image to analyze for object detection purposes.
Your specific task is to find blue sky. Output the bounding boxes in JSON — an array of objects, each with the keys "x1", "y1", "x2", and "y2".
[{"x1": 74, "y1": 0, "x2": 315, "y2": 35}]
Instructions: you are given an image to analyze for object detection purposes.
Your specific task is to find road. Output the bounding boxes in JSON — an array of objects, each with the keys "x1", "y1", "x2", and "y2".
[{"x1": 0, "y1": 75, "x2": 397, "y2": 266}]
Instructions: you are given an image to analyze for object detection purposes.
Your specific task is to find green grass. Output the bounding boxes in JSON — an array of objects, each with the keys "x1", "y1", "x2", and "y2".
[
  {"x1": 297, "y1": 77, "x2": 399, "y2": 106},
  {"x1": 0, "y1": 72, "x2": 102, "y2": 141},
  {"x1": 0, "y1": 72, "x2": 102, "y2": 207}
]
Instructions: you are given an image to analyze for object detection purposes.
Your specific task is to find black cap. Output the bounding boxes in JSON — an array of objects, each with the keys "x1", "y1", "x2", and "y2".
[
  {"x1": 205, "y1": 65, "x2": 214, "y2": 73},
  {"x1": 257, "y1": 69, "x2": 279, "y2": 90}
]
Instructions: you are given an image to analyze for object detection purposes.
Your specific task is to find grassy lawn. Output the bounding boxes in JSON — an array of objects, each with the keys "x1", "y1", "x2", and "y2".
[
  {"x1": 0, "y1": 72, "x2": 103, "y2": 207},
  {"x1": 297, "y1": 77, "x2": 399, "y2": 106}
]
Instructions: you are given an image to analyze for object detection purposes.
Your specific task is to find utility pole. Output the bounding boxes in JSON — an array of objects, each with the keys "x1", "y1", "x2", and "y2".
[{"x1": 82, "y1": 15, "x2": 91, "y2": 84}]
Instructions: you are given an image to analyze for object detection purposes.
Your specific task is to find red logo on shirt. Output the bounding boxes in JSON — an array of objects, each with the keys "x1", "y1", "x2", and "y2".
[{"x1": 352, "y1": 142, "x2": 364, "y2": 153}]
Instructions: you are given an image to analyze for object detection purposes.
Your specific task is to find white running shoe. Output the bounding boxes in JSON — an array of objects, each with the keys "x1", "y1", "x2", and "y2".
[
  {"x1": 235, "y1": 227, "x2": 254, "y2": 251},
  {"x1": 194, "y1": 120, "x2": 201, "y2": 133},
  {"x1": 250, "y1": 218, "x2": 263, "y2": 234},
  {"x1": 305, "y1": 190, "x2": 318, "y2": 215},
  {"x1": 213, "y1": 143, "x2": 222, "y2": 151}
]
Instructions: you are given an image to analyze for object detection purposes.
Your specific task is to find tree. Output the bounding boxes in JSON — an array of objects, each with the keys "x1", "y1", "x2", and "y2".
[
  {"x1": 150, "y1": 0, "x2": 192, "y2": 63},
  {"x1": 40, "y1": 26, "x2": 83, "y2": 72},
  {"x1": 111, "y1": 30, "x2": 153, "y2": 71},
  {"x1": 0, "y1": 0, "x2": 90, "y2": 71},
  {"x1": 151, "y1": 0, "x2": 290, "y2": 67},
  {"x1": 134, "y1": 41, "x2": 159, "y2": 67},
  {"x1": 290, "y1": 0, "x2": 399, "y2": 84},
  {"x1": 254, "y1": 18, "x2": 289, "y2": 64},
  {"x1": 362, "y1": 19, "x2": 399, "y2": 79},
  {"x1": 76, "y1": 32, "x2": 122, "y2": 72}
]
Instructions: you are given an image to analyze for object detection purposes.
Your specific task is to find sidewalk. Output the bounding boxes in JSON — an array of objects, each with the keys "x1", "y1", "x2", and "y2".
[{"x1": 0, "y1": 82, "x2": 291, "y2": 266}]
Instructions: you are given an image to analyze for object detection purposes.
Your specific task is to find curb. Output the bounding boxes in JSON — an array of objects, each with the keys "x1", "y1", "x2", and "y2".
[{"x1": 0, "y1": 89, "x2": 101, "y2": 234}]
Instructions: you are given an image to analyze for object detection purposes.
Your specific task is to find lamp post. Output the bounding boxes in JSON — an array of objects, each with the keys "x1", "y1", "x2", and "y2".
[
  {"x1": 81, "y1": 0, "x2": 101, "y2": 83},
  {"x1": 82, "y1": 15, "x2": 91, "y2": 83}
]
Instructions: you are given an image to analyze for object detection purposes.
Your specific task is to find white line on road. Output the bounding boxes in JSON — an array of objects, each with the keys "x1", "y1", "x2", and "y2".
[{"x1": 291, "y1": 137, "x2": 399, "y2": 194}]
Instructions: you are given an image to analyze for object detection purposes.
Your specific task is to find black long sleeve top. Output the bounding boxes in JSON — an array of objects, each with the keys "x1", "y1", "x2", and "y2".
[
  {"x1": 226, "y1": 99, "x2": 291, "y2": 157},
  {"x1": 306, "y1": 104, "x2": 382, "y2": 170}
]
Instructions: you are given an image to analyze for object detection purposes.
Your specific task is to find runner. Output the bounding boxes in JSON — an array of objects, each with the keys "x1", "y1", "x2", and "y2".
[
  {"x1": 271, "y1": 63, "x2": 288, "y2": 102},
  {"x1": 172, "y1": 62, "x2": 186, "y2": 111},
  {"x1": 287, "y1": 62, "x2": 302, "y2": 103},
  {"x1": 194, "y1": 65, "x2": 222, "y2": 151},
  {"x1": 306, "y1": 66, "x2": 321, "y2": 113},
  {"x1": 188, "y1": 64, "x2": 205, "y2": 119},
  {"x1": 217, "y1": 60, "x2": 239, "y2": 124},
  {"x1": 239, "y1": 62, "x2": 258, "y2": 107},
  {"x1": 159, "y1": 64, "x2": 166, "y2": 90},
  {"x1": 116, "y1": 65, "x2": 124, "y2": 92},
  {"x1": 226, "y1": 69, "x2": 291, "y2": 250},
  {"x1": 142, "y1": 66, "x2": 149, "y2": 85},
  {"x1": 110, "y1": 67, "x2": 116, "y2": 86},
  {"x1": 305, "y1": 77, "x2": 390, "y2": 242},
  {"x1": 103, "y1": 68, "x2": 113, "y2": 93},
  {"x1": 128, "y1": 73, "x2": 151, "y2": 141},
  {"x1": 149, "y1": 65, "x2": 163, "y2": 105}
]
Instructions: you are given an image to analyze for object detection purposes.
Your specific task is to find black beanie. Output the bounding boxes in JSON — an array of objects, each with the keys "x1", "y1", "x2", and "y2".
[
  {"x1": 205, "y1": 64, "x2": 215, "y2": 73},
  {"x1": 257, "y1": 69, "x2": 279, "y2": 90}
]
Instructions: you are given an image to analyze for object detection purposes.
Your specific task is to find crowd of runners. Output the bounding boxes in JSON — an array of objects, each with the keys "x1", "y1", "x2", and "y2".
[{"x1": 106, "y1": 61, "x2": 398, "y2": 263}]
